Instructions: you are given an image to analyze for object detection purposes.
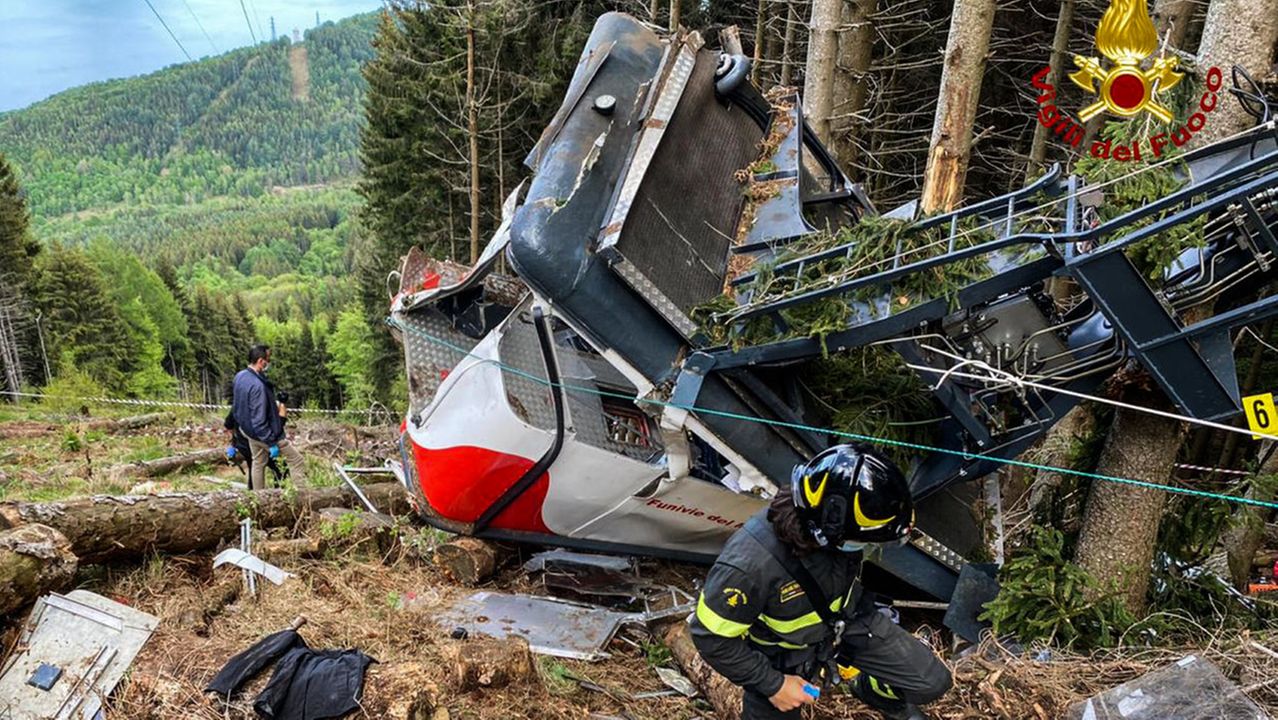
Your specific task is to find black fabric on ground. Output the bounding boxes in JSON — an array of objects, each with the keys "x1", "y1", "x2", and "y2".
[
  {"x1": 206, "y1": 630, "x2": 305, "y2": 697},
  {"x1": 253, "y1": 647, "x2": 375, "y2": 720}
]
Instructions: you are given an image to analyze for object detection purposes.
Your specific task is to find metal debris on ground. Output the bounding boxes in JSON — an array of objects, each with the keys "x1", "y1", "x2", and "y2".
[
  {"x1": 1068, "y1": 655, "x2": 1270, "y2": 720},
  {"x1": 213, "y1": 548, "x2": 293, "y2": 587},
  {"x1": 523, "y1": 549, "x2": 644, "y2": 602},
  {"x1": 0, "y1": 590, "x2": 159, "y2": 720},
  {"x1": 333, "y1": 464, "x2": 384, "y2": 513},
  {"x1": 655, "y1": 667, "x2": 697, "y2": 697},
  {"x1": 430, "y1": 591, "x2": 643, "y2": 661}
]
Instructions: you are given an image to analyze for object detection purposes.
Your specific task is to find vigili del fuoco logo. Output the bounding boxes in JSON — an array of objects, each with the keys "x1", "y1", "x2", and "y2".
[{"x1": 1030, "y1": 0, "x2": 1224, "y2": 162}]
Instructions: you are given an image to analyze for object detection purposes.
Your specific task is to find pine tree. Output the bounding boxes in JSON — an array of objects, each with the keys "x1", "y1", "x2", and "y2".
[{"x1": 0, "y1": 153, "x2": 40, "y2": 394}]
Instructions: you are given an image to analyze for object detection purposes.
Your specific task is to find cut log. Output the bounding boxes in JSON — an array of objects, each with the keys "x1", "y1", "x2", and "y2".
[
  {"x1": 255, "y1": 536, "x2": 325, "y2": 562},
  {"x1": 434, "y1": 537, "x2": 498, "y2": 585},
  {"x1": 0, "y1": 482, "x2": 411, "y2": 563},
  {"x1": 448, "y1": 636, "x2": 535, "y2": 691},
  {"x1": 317, "y1": 508, "x2": 399, "y2": 554},
  {"x1": 108, "y1": 448, "x2": 227, "y2": 480},
  {"x1": 83, "y1": 413, "x2": 173, "y2": 432},
  {"x1": 662, "y1": 621, "x2": 742, "y2": 720},
  {"x1": 0, "y1": 523, "x2": 78, "y2": 615}
]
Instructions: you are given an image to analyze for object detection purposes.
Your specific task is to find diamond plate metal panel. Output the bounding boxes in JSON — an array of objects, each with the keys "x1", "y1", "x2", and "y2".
[{"x1": 401, "y1": 309, "x2": 480, "y2": 417}]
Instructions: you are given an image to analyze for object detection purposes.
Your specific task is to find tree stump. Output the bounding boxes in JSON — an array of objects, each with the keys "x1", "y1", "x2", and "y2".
[
  {"x1": 434, "y1": 537, "x2": 498, "y2": 585},
  {"x1": 0, "y1": 523, "x2": 78, "y2": 615},
  {"x1": 447, "y1": 636, "x2": 535, "y2": 691}
]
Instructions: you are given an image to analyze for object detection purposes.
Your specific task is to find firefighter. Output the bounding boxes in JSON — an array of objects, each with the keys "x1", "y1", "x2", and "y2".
[{"x1": 690, "y1": 444, "x2": 951, "y2": 720}]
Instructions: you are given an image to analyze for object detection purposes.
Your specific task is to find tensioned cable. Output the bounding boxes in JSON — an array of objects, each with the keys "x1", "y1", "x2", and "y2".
[
  {"x1": 386, "y1": 316, "x2": 1278, "y2": 511},
  {"x1": 142, "y1": 0, "x2": 193, "y2": 61},
  {"x1": 180, "y1": 0, "x2": 219, "y2": 54},
  {"x1": 239, "y1": 0, "x2": 258, "y2": 44}
]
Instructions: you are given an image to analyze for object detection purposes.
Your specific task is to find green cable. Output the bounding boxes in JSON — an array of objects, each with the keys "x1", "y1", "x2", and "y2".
[{"x1": 387, "y1": 316, "x2": 1278, "y2": 511}]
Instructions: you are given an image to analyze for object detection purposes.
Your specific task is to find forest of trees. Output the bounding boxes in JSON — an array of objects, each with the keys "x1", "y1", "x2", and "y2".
[{"x1": 0, "y1": 14, "x2": 382, "y2": 411}]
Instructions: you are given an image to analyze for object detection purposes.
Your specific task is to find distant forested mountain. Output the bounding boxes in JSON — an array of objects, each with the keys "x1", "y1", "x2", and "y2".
[
  {"x1": 0, "y1": 13, "x2": 377, "y2": 219},
  {"x1": 0, "y1": 14, "x2": 380, "y2": 411}
]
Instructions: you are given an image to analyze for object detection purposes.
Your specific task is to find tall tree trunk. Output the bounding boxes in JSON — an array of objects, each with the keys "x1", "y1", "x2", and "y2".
[
  {"x1": 751, "y1": 0, "x2": 768, "y2": 84},
  {"x1": 779, "y1": 0, "x2": 799, "y2": 87},
  {"x1": 650, "y1": 0, "x2": 660, "y2": 24},
  {"x1": 1028, "y1": 0, "x2": 1075, "y2": 172},
  {"x1": 1152, "y1": 0, "x2": 1197, "y2": 52},
  {"x1": 1194, "y1": 0, "x2": 1278, "y2": 146},
  {"x1": 669, "y1": 0, "x2": 681, "y2": 32},
  {"x1": 803, "y1": 0, "x2": 841, "y2": 144},
  {"x1": 466, "y1": 1, "x2": 481, "y2": 264},
  {"x1": 1074, "y1": 389, "x2": 1186, "y2": 615},
  {"x1": 919, "y1": 0, "x2": 998, "y2": 214},
  {"x1": 829, "y1": 0, "x2": 877, "y2": 173},
  {"x1": 1223, "y1": 442, "x2": 1278, "y2": 590}
]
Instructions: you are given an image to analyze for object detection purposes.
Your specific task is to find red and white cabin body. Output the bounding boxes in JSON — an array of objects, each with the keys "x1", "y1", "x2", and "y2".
[{"x1": 390, "y1": 219, "x2": 771, "y2": 561}]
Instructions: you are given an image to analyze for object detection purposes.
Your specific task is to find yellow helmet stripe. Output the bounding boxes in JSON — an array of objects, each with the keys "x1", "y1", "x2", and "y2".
[
  {"x1": 803, "y1": 471, "x2": 829, "y2": 507},
  {"x1": 853, "y1": 492, "x2": 896, "y2": 529}
]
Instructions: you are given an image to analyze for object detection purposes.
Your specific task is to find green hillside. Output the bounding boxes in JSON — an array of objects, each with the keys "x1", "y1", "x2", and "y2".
[
  {"x1": 0, "y1": 13, "x2": 377, "y2": 219},
  {"x1": 0, "y1": 13, "x2": 381, "y2": 411}
]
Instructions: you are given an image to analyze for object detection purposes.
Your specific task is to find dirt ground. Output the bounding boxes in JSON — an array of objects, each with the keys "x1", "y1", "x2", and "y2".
[{"x1": 5, "y1": 408, "x2": 1278, "y2": 719}]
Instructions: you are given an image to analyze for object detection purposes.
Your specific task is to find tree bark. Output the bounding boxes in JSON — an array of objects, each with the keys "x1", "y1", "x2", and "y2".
[
  {"x1": 1028, "y1": 0, "x2": 1075, "y2": 172},
  {"x1": 1153, "y1": 0, "x2": 1198, "y2": 52},
  {"x1": 448, "y1": 636, "x2": 535, "y2": 691},
  {"x1": 0, "y1": 482, "x2": 410, "y2": 563},
  {"x1": 802, "y1": 0, "x2": 841, "y2": 144},
  {"x1": 829, "y1": 0, "x2": 877, "y2": 173},
  {"x1": 434, "y1": 536, "x2": 498, "y2": 585},
  {"x1": 751, "y1": 0, "x2": 768, "y2": 85},
  {"x1": 107, "y1": 447, "x2": 227, "y2": 480},
  {"x1": 662, "y1": 620, "x2": 742, "y2": 720},
  {"x1": 919, "y1": 0, "x2": 998, "y2": 214},
  {"x1": 1194, "y1": 0, "x2": 1278, "y2": 146},
  {"x1": 84, "y1": 412, "x2": 173, "y2": 432},
  {"x1": 0, "y1": 523, "x2": 77, "y2": 616},
  {"x1": 779, "y1": 0, "x2": 799, "y2": 87},
  {"x1": 1223, "y1": 442, "x2": 1278, "y2": 590},
  {"x1": 1074, "y1": 395, "x2": 1186, "y2": 614},
  {"x1": 669, "y1": 0, "x2": 681, "y2": 32},
  {"x1": 465, "y1": 1, "x2": 481, "y2": 264}
]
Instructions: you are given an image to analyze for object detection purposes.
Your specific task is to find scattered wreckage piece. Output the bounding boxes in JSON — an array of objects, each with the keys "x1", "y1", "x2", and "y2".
[
  {"x1": 0, "y1": 524, "x2": 77, "y2": 616},
  {"x1": 212, "y1": 548, "x2": 293, "y2": 587},
  {"x1": 430, "y1": 591, "x2": 655, "y2": 661},
  {"x1": 523, "y1": 549, "x2": 646, "y2": 603},
  {"x1": 0, "y1": 482, "x2": 411, "y2": 564},
  {"x1": 1068, "y1": 655, "x2": 1270, "y2": 720},
  {"x1": 0, "y1": 590, "x2": 158, "y2": 720},
  {"x1": 447, "y1": 635, "x2": 535, "y2": 691}
]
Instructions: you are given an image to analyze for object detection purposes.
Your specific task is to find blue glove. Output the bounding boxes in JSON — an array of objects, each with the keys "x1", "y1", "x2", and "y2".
[
  {"x1": 269, "y1": 445, "x2": 280, "y2": 459},
  {"x1": 226, "y1": 446, "x2": 237, "y2": 460},
  {"x1": 803, "y1": 684, "x2": 821, "y2": 699}
]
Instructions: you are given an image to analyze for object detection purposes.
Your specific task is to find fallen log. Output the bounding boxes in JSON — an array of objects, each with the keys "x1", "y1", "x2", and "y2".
[
  {"x1": 0, "y1": 523, "x2": 78, "y2": 615},
  {"x1": 662, "y1": 620, "x2": 742, "y2": 720},
  {"x1": 0, "y1": 482, "x2": 411, "y2": 563},
  {"x1": 83, "y1": 412, "x2": 173, "y2": 432},
  {"x1": 434, "y1": 537, "x2": 498, "y2": 585},
  {"x1": 107, "y1": 448, "x2": 227, "y2": 480}
]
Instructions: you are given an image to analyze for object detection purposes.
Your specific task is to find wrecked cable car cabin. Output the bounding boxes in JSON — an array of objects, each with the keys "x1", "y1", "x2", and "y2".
[{"x1": 389, "y1": 12, "x2": 1278, "y2": 605}]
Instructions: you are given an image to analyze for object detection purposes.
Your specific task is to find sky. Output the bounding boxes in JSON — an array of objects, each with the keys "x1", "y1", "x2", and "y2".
[{"x1": 0, "y1": 0, "x2": 384, "y2": 112}]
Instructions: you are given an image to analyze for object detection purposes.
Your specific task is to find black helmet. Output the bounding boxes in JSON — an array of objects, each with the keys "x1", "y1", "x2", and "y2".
[{"x1": 790, "y1": 445, "x2": 914, "y2": 548}]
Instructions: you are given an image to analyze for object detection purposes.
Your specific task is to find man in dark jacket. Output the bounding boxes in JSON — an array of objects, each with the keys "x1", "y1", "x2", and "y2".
[
  {"x1": 232, "y1": 345, "x2": 306, "y2": 490},
  {"x1": 690, "y1": 445, "x2": 951, "y2": 720}
]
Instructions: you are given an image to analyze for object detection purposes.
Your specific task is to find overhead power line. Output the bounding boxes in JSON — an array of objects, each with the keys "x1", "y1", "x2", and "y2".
[
  {"x1": 239, "y1": 0, "x2": 258, "y2": 44},
  {"x1": 180, "y1": 0, "x2": 219, "y2": 54},
  {"x1": 142, "y1": 0, "x2": 193, "y2": 61}
]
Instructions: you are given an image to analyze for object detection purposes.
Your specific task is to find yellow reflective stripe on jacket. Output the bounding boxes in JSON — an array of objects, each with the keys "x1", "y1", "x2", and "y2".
[
  {"x1": 746, "y1": 632, "x2": 807, "y2": 650},
  {"x1": 696, "y1": 594, "x2": 751, "y2": 638},
  {"x1": 758, "y1": 596, "x2": 844, "y2": 634},
  {"x1": 869, "y1": 676, "x2": 899, "y2": 699}
]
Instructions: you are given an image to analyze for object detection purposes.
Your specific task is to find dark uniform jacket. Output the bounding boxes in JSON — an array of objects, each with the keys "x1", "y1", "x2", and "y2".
[
  {"x1": 690, "y1": 511, "x2": 863, "y2": 698},
  {"x1": 232, "y1": 368, "x2": 283, "y2": 444}
]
